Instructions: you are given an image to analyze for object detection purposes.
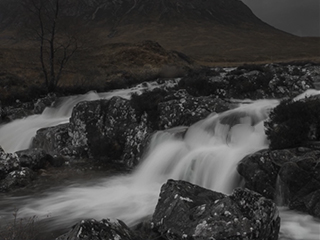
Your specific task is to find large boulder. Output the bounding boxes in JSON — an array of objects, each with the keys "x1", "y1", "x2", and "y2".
[
  {"x1": 237, "y1": 149, "x2": 294, "y2": 200},
  {"x1": 151, "y1": 179, "x2": 280, "y2": 240},
  {"x1": 32, "y1": 123, "x2": 76, "y2": 157},
  {"x1": 56, "y1": 218, "x2": 137, "y2": 240},
  {"x1": 158, "y1": 89, "x2": 230, "y2": 129},
  {"x1": 69, "y1": 96, "x2": 151, "y2": 167},
  {"x1": 278, "y1": 150, "x2": 320, "y2": 217},
  {"x1": 238, "y1": 148, "x2": 320, "y2": 218}
]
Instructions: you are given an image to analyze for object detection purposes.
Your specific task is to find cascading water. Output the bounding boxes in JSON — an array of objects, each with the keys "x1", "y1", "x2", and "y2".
[
  {"x1": 0, "y1": 85, "x2": 319, "y2": 240},
  {"x1": 0, "y1": 80, "x2": 175, "y2": 153}
]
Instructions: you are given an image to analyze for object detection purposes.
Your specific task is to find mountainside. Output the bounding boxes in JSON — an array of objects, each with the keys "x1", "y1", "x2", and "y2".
[
  {"x1": 0, "y1": 0, "x2": 319, "y2": 85},
  {"x1": 86, "y1": 0, "x2": 319, "y2": 62},
  {"x1": 79, "y1": 0, "x2": 263, "y2": 25},
  {"x1": 0, "y1": 0, "x2": 263, "y2": 25}
]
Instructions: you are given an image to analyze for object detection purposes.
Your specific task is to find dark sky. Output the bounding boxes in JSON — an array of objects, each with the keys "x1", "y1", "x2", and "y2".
[{"x1": 242, "y1": 0, "x2": 320, "y2": 37}]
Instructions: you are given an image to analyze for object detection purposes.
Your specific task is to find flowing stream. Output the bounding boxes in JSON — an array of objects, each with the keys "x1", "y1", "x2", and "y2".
[{"x1": 0, "y1": 84, "x2": 319, "y2": 239}]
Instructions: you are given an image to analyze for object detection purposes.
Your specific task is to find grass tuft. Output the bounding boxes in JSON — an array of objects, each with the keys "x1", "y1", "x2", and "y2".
[{"x1": 0, "y1": 209, "x2": 38, "y2": 240}]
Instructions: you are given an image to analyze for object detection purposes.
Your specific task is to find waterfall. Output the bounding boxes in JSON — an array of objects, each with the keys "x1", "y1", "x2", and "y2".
[
  {"x1": 0, "y1": 80, "x2": 177, "y2": 153},
  {"x1": 1, "y1": 99, "x2": 279, "y2": 225},
  {"x1": 0, "y1": 87, "x2": 319, "y2": 240}
]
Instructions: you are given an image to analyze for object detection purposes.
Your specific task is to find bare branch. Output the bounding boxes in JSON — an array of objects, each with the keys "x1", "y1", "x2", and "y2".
[{"x1": 22, "y1": 0, "x2": 79, "y2": 92}]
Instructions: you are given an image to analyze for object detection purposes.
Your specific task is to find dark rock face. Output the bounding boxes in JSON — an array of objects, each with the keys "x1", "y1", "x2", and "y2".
[
  {"x1": 69, "y1": 97, "x2": 150, "y2": 167},
  {"x1": 265, "y1": 97, "x2": 320, "y2": 150},
  {"x1": 0, "y1": 94, "x2": 56, "y2": 123},
  {"x1": 33, "y1": 93, "x2": 57, "y2": 114},
  {"x1": 158, "y1": 90, "x2": 229, "y2": 129},
  {"x1": 238, "y1": 148, "x2": 320, "y2": 218},
  {"x1": 56, "y1": 218, "x2": 137, "y2": 240},
  {"x1": 32, "y1": 123, "x2": 75, "y2": 157},
  {"x1": 152, "y1": 179, "x2": 280, "y2": 240},
  {"x1": 237, "y1": 149, "x2": 294, "y2": 200},
  {"x1": 0, "y1": 146, "x2": 46, "y2": 192},
  {"x1": 220, "y1": 64, "x2": 315, "y2": 100},
  {"x1": 279, "y1": 150, "x2": 320, "y2": 217},
  {"x1": 0, "y1": 167, "x2": 36, "y2": 192},
  {"x1": 16, "y1": 148, "x2": 52, "y2": 170},
  {"x1": 1, "y1": 107, "x2": 33, "y2": 122},
  {"x1": 0, "y1": 146, "x2": 20, "y2": 179},
  {"x1": 175, "y1": 64, "x2": 317, "y2": 102}
]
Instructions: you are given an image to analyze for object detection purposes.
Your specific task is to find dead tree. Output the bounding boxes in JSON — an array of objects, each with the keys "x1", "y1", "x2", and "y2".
[{"x1": 22, "y1": 0, "x2": 78, "y2": 92}]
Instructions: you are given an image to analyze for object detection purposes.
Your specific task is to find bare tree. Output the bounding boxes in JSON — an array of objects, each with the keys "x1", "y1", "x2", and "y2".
[{"x1": 22, "y1": 0, "x2": 79, "y2": 92}]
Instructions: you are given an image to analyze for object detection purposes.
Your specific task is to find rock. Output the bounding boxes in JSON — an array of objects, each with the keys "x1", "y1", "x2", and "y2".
[
  {"x1": 56, "y1": 218, "x2": 137, "y2": 240},
  {"x1": 0, "y1": 146, "x2": 20, "y2": 179},
  {"x1": 176, "y1": 64, "x2": 317, "y2": 101},
  {"x1": 0, "y1": 167, "x2": 36, "y2": 192},
  {"x1": 33, "y1": 93, "x2": 57, "y2": 114},
  {"x1": 237, "y1": 149, "x2": 294, "y2": 199},
  {"x1": 158, "y1": 90, "x2": 230, "y2": 129},
  {"x1": 132, "y1": 221, "x2": 164, "y2": 240},
  {"x1": 32, "y1": 123, "x2": 75, "y2": 157},
  {"x1": 2, "y1": 107, "x2": 32, "y2": 122},
  {"x1": 32, "y1": 96, "x2": 151, "y2": 166},
  {"x1": 224, "y1": 64, "x2": 315, "y2": 99},
  {"x1": 278, "y1": 150, "x2": 320, "y2": 217},
  {"x1": 0, "y1": 103, "x2": 4, "y2": 122},
  {"x1": 69, "y1": 97, "x2": 150, "y2": 167},
  {"x1": 16, "y1": 148, "x2": 53, "y2": 170},
  {"x1": 50, "y1": 154, "x2": 66, "y2": 167},
  {"x1": 151, "y1": 179, "x2": 280, "y2": 240},
  {"x1": 238, "y1": 148, "x2": 320, "y2": 218}
]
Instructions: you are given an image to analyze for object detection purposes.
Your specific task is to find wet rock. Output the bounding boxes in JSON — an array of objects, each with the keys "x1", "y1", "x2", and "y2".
[
  {"x1": 177, "y1": 63, "x2": 317, "y2": 101},
  {"x1": 132, "y1": 221, "x2": 165, "y2": 240},
  {"x1": 16, "y1": 148, "x2": 53, "y2": 170},
  {"x1": 152, "y1": 179, "x2": 280, "y2": 240},
  {"x1": 32, "y1": 123, "x2": 75, "y2": 157},
  {"x1": 224, "y1": 63, "x2": 316, "y2": 99},
  {"x1": 49, "y1": 154, "x2": 66, "y2": 167},
  {"x1": 33, "y1": 93, "x2": 57, "y2": 114},
  {"x1": 0, "y1": 103, "x2": 4, "y2": 122},
  {"x1": 278, "y1": 150, "x2": 320, "y2": 217},
  {"x1": 56, "y1": 218, "x2": 137, "y2": 240},
  {"x1": 0, "y1": 167, "x2": 36, "y2": 192},
  {"x1": 158, "y1": 90, "x2": 230, "y2": 129},
  {"x1": 2, "y1": 107, "x2": 32, "y2": 122},
  {"x1": 237, "y1": 149, "x2": 294, "y2": 199},
  {"x1": 69, "y1": 97, "x2": 151, "y2": 167},
  {"x1": 0, "y1": 146, "x2": 20, "y2": 179},
  {"x1": 177, "y1": 68, "x2": 226, "y2": 98},
  {"x1": 238, "y1": 148, "x2": 320, "y2": 218}
]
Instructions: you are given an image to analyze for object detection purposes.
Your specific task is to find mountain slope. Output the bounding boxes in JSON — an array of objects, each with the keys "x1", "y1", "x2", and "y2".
[
  {"x1": 0, "y1": 0, "x2": 319, "y2": 65},
  {"x1": 73, "y1": 0, "x2": 320, "y2": 62}
]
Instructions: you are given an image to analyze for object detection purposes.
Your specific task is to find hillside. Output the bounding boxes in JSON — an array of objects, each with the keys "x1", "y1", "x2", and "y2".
[
  {"x1": 77, "y1": 0, "x2": 319, "y2": 62},
  {"x1": 0, "y1": 0, "x2": 319, "y2": 92}
]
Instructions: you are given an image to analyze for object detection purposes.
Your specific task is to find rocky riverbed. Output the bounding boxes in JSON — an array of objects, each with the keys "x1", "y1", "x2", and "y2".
[{"x1": 0, "y1": 63, "x2": 320, "y2": 240}]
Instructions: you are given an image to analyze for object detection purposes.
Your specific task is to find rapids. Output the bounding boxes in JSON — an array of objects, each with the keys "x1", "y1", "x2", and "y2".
[
  {"x1": 0, "y1": 85, "x2": 319, "y2": 240},
  {"x1": 0, "y1": 80, "x2": 176, "y2": 153}
]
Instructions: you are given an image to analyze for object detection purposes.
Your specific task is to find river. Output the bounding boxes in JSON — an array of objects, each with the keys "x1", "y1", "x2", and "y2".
[{"x1": 0, "y1": 82, "x2": 319, "y2": 239}]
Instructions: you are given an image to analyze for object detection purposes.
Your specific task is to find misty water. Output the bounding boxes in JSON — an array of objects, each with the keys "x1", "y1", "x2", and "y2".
[{"x1": 0, "y1": 83, "x2": 319, "y2": 239}]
